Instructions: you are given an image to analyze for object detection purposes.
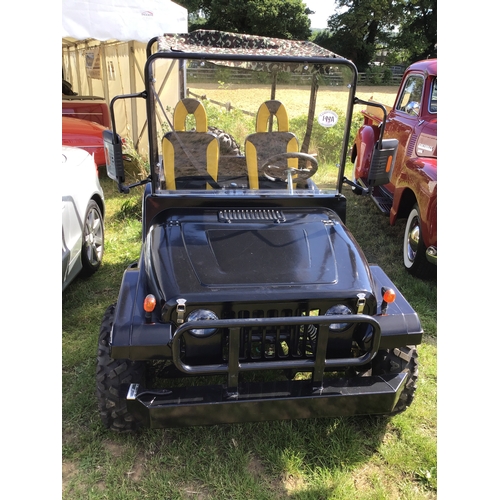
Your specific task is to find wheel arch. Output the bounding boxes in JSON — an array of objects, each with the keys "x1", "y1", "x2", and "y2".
[
  {"x1": 351, "y1": 124, "x2": 379, "y2": 180},
  {"x1": 91, "y1": 193, "x2": 105, "y2": 219},
  {"x1": 393, "y1": 187, "x2": 417, "y2": 221}
]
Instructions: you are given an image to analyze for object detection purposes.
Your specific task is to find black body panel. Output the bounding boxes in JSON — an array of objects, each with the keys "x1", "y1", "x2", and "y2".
[
  {"x1": 127, "y1": 372, "x2": 408, "y2": 428},
  {"x1": 144, "y1": 207, "x2": 374, "y2": 307}
]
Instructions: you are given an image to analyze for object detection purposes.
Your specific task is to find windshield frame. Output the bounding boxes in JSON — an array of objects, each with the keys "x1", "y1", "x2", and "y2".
[{"x1": 144, "y1": 49, "x2": 358, "y2": 196}]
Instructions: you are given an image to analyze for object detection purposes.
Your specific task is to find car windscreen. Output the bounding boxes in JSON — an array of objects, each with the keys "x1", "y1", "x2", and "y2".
[{"x1": 147, "y1": 54, "x2": 357, "y2": 196}]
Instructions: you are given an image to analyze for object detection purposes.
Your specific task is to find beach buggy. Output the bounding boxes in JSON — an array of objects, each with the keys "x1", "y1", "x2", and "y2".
[{"x1": 97, "y1": 31, "x2": 422, "y2": 431}]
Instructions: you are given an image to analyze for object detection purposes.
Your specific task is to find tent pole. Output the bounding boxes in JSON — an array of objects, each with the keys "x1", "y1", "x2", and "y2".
[
  {"x1": 101, "y1": 42, "x2": 110, "y2": 105},
  {"x1": 129, "y1": 41, "x2": 139, "y2": 150}
]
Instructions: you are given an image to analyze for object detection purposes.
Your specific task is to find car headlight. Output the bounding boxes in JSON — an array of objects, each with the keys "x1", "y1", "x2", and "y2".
[
  {"x1": 325, "y1": 305, "x2": 352, "y2": 331},
  {"x1": 186, "y1": 309, "x2": 219, "y2": 336}
]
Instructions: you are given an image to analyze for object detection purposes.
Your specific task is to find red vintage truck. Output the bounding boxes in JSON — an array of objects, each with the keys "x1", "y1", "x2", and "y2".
[{"x1": 350, "y1": 59, "x2": 437, "y2": 279}]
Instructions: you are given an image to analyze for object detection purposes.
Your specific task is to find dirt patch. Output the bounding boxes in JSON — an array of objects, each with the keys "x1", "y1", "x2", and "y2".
[
  {"x1": 247, "y1": 454, "x2": 290, "y2": 499},
  {"x1": 62, "y1": 461, "x2": 77, "y2": 491},
  {"x1": 127, "y1": 452, "x2": 146, "y2": 482},
  {"x1": 353, "y1": 464, "x2": 389, "y2": 496},
  {"x1": 103, "y1": 439, "x2": 125, "y2": 458},
  {"x1": 282, "y1": 472, "x2": 306, "y2": 494},
  {"x1": 182, "y1": 481, "x2": 210, "y2": 499}
]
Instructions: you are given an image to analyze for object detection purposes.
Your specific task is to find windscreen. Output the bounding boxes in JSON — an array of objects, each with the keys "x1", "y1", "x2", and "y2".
[{"x1": 148, "y1": 54, "x2": 356, "y2": 196}]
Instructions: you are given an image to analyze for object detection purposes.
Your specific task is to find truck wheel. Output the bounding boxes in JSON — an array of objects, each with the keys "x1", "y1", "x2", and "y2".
[
  {"x1": 373, "y1": 346, "x2": 418, "y2": 415},
  {"x1": 403, "y1": 204, "x2": 433, "y2": 278},
  {"x1": 80, "y1": 200, "x2": 104, "y2": 277},
  {"x1": 96, "y1": 304, "x2": 145, "y2": 432}
]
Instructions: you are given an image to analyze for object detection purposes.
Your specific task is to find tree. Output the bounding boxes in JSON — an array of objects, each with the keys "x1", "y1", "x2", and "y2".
[
  {"x1": 395, "y1": 0, "x2": 437, "y2": 62},
  {"x1": 313, "y1": 0, "x2": 436, "y2": 70},
  {"x1": 175, "y1": 0, "x2": 313, "y2": 40}
]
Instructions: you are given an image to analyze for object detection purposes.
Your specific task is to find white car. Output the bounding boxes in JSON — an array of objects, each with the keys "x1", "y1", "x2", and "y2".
[{"x1": 62, "y1": 146, "x2": 105, "y2": 291}]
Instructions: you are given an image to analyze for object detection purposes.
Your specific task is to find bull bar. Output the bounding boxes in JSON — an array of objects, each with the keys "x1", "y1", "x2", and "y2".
[{"x1": 125, "y1": 314, "x2": 409, "y2": 427}]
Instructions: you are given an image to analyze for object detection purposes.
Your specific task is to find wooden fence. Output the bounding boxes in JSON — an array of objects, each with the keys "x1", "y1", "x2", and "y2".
[{"x1": 187, "y1": 67, "x2": 403, "y2": 86}]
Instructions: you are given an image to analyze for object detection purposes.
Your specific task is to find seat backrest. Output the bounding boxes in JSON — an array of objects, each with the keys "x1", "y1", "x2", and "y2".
[
  {"x1": 162, "y1": 98, "x2": 219, "y2": 190},
  {"x1": 244, "y1": 100, "x2": 299, "y2": 189}
]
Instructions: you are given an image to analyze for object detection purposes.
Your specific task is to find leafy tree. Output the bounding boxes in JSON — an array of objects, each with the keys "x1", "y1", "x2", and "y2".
[
  {"x1": 313, "y1": 0, "x2": 436, "y2": 70},
  {"x1": 394, "y1": 0, "x2": 437, "y2": 62},
  {"x1": 175, "y1": 0, "x2": 313, "y2": 40}
]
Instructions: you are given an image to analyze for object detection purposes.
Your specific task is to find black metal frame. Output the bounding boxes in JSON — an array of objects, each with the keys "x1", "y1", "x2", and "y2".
[
  {"x1": 171, "y1": 314, "x2": 381, "y2": 389},
  {"x1": 142, "y1": 50, "x2": 358, "y2": 196},
  {"x1": 126, "y1": 372, "x2": 409, "y2": 428},
  {"x1": 125, "y1": 313, "x2": 411, "y2": 428}
]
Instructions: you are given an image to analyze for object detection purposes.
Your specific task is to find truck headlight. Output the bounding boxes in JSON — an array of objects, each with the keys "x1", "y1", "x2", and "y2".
[
  {"x1": 186, "y1": 309, "x2": 219, "y2": 336},
  {"x1": 325, "y1": 305, "x2": 352, "y2": 331}
]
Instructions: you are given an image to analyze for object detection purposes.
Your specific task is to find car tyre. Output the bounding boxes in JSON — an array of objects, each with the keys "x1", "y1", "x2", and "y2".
[
  {"x1": 80, "y1": 200, "x2": 104, "y2": 277},
  {"x1": 96, "y1": 304, "x2": 145, "y2": 432},
  {"x1": 373, "y1": 345, "x2": 418, "y2": 415},
  {"x1": 403, "y1": 203, "x2": 433, "y2": 278}
]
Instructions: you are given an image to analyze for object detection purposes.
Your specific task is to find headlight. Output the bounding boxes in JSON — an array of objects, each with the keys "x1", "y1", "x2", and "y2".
[
  {"x1": 325, "y1": 305, "x2": 352, "y2": 331},
  {"x1": 186, "y1": 309, "x2": 219, "y2": 336}
]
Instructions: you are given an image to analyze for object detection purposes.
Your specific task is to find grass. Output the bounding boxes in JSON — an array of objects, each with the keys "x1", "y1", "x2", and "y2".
[{"x1": 62, "y1": 171, "x2": 436, "y2": 499}]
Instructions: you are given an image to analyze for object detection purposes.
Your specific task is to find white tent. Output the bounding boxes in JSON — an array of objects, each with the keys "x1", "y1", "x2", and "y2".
[{"x1": 62, "y1": 0, "x2": 188, "y2": 153}]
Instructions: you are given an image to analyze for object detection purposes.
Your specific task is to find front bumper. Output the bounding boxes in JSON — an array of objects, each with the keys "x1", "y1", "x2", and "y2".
[
  {"x1": 426, "y1": 246, "x2": 437, "y2": 265},
  {"x1": 126, "y1": 372, "x2": 409, "y2": 428},
  {"x1": 124, "y1": 314, "x2": 412, "y2": 428}
]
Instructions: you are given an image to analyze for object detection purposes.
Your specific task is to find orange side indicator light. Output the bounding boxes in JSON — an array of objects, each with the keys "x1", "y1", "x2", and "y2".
[
  {"x1": 385, "y1": 155, "x2": 393, "y2": 173},
  {"x1": 144, "y1": 294, "x2": 157, "y2": 323},
  {"x1": 381, "y1": 287, "x2": 396, "y2": 314}
]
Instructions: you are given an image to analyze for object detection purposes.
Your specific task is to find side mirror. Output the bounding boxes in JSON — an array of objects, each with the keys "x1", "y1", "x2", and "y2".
[
  {"x1": 405, "y1": 101, "x2": 420, "y2": 116},
  {"x1": 103, "y1": 129, "x2": 125, "y2": 184},
  {"x1": 367, "y1": 138, "x2": 398, "y2": 187}
]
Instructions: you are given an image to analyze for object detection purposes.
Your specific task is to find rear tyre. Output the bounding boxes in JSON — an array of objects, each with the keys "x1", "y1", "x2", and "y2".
[
  {"x1": 403, "y1": 204, "x2": 433, "y2": 279},
  {"x1": 373, "y1": 345, "x2": 418, "y2": 415},
  {"x1": 80, "y1": 200, "x2": 104, "y2": 277},
  {"x1": 208, "y1": 126, "x2": 241, "y2": 155},
  {"x1": 96, "y1": 304, "x2": 145, "y2": 432}
]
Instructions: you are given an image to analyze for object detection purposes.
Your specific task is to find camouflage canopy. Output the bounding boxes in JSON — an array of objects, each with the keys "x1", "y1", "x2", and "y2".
[{"x1": 157, "y1": 30, "x2": 346, "y2": 73}]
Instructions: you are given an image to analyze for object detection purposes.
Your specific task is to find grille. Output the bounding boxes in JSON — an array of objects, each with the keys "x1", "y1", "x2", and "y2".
[
  {"x1": 218, "y1": 209, "x2": 286, "y2": 223},
  {"x1": 222, "y1": 308, "x2": 319, "y2": 362},
  {"x1": 407, "y1": 133, "x2": 418, "y2": 155}
]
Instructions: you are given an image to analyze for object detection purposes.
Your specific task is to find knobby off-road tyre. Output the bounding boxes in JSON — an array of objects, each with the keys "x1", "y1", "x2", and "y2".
[
  {"x1": 373, "y1": 345, "x2": 418, "y2": 415},
  {"x1": 96, "y1": 304, "x2": 145, "y2": 432},
  {"x1": 80, "y1": 200, "x2": 104, "y2": 277},
  {"x1": 208, "y1": 126, "x2": 242, "y2": 156},
  {"x1": 403, "y1": 203, "x2": 434, "y2": 279}
]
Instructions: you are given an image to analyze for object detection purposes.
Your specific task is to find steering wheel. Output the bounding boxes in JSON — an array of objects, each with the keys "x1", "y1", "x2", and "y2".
[{"x1": 262, "y1": 152, "x2": 318, "y2": 183}]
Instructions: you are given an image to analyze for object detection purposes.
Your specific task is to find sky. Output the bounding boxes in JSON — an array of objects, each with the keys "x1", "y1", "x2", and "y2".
[{"x1": 305, "y1": 0, "x2": 336, "y2": 30}]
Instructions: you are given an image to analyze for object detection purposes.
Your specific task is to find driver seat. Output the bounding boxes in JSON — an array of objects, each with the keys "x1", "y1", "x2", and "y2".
[
  {"x1": 244, "y1": 100, "x2": 299, "y2": 189},
  {"x1": 162, "y1": 98, "x2": 219, "y2": 190}
]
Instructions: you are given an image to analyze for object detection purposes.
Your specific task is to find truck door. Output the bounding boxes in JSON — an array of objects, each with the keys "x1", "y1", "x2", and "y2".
[{"x1": 385, "y1": 73, "x2": 428, "y2": 194}]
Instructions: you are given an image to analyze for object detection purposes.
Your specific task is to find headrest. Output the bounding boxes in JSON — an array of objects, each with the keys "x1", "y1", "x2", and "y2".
[
  {"x1": 173, "y1": 98, "x2": 208, "y2": 132},
  {"x1": 255, "y1": 100, "x2": 290, "y2": 132}
]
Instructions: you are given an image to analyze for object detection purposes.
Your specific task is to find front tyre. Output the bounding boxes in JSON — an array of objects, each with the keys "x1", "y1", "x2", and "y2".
[
  {"x1": 81, "y1": 200, "x2": 104, "y2": 277},
  {"x1": 96, "y1": 304, "x2": 145, "y2": 432},
  {"x1": 373, "y1": 346, "x2": 418, "y2": 415},
  {"x1": 403, "y1": 203, "x2": 433, "y2": 278}
]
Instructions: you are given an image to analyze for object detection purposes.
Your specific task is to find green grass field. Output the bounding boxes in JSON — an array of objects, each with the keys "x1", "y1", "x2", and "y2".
[{"x1": 62, "y1": 172, "x2": 437, "y2": 499}]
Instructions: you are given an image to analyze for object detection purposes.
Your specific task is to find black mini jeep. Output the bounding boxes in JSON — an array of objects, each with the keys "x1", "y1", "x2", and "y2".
[{"x1": 97, "y1": 31, "x2": 422, "y2": 432}]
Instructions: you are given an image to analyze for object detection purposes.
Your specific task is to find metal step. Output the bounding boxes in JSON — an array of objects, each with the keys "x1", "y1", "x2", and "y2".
[{"x1": 370, "y1": 186, "x2": 393, "y2": 215}]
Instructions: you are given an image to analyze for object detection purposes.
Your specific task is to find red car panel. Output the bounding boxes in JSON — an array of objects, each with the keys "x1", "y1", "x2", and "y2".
[{"x1": 62, "y1": 116, "x2": 107, "y2": 167}]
